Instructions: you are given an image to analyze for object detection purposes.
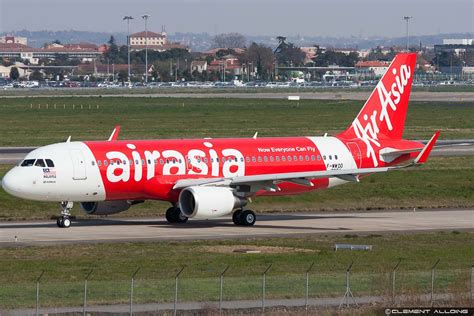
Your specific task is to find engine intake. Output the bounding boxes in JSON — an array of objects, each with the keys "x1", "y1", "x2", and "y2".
[
  {"x1": 80, "y1": 200, "x2": 132, "y2": 215},
  {"x1": 179, "y1": 186, "x2": 246, "y2": 219}
]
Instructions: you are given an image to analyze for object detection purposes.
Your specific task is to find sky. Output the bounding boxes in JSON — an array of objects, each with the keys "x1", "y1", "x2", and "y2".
[{"x1": 0, "y1": 0, "x2": 472, "y2": 37}]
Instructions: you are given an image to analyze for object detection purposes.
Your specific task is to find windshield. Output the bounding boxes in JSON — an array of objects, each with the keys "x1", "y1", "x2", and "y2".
[
  {"x1": 20, "y1": 159, "x2": 35, "y2": 167},
  {"x1": 20, "y1": 158, "x2": 55, "y2": 167}
]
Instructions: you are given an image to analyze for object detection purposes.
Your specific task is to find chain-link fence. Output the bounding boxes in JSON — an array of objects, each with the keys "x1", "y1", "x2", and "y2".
[{"x1": 1, "y1": 260, "x2": 472, "y2": 315}]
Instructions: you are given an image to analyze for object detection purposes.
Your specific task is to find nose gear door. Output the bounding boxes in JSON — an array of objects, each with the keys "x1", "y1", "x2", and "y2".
[{"x1": 70, "y1": 149, "x2": 87, "y2": 180}]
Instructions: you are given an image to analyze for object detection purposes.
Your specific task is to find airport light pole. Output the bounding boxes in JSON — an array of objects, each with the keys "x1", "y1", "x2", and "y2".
[
  {"x1": 403, "y1": 16, "x2": 413, "y2": 51},
  {"x1": 123, "y1": 16, "x2": 134, "y2": 81},
  {"x1": 142, "y1": 14, "x2": 151, "y2": 83}
]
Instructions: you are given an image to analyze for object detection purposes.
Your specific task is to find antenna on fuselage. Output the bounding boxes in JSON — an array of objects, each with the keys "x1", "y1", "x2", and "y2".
[
  {"x1": 66, "y1": 136, "x2": 71, "y2": 143},
  {"x1": 253, "y1": 132, "x2": 258, "y2": 139}
]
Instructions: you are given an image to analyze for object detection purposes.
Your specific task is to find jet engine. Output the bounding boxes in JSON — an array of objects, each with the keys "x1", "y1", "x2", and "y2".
[
  {"x1": 80, "y1": 200, "x2": 133, "y2": 215},
  {"x1": 179, "y1": 186, "x2": 246, "y2": 219}
]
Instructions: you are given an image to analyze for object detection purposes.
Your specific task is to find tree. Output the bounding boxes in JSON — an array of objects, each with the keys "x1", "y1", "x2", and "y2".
[
  {"x1": 240, "y1": 42, "x2": 276, "y2": 80},
  {"x1": 274, "y1": 36, "x2": 305, "y2": 66},
  {"x1": 29, "y1": 70, "x2": 43, "y2": 81},
  {"x1": 117, "y1": 70, "x2": 128, "y2": 82},
  {"x1": 312, "y1": 51, "x2": 359, "y2": 67},
  {"x1": 104, "y1": 36, "x2": 120, "y2": 63},
  {"x1": 212, "y1": 33, "x2": 246, "y2": 49},
  {"x1": 9, "y1": 67, "x2": 19, "y2": 80}
]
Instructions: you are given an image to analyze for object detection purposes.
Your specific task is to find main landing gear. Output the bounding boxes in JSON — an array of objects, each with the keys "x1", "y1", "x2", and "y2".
[
  {"x1": 232, "y1": 209, "x2": 256, "y2": 226},
  {"x1": 166, "y1": 206, "x2": 188, "y2": 224},
  {"x1": 57, "y1": 201, "x2": 73, "y2": 228}
]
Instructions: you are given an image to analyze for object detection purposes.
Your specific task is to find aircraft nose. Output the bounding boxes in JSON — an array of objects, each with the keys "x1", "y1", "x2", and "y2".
[{"x1": 1, "y1": 169, "x2": 22, "y2": 197}]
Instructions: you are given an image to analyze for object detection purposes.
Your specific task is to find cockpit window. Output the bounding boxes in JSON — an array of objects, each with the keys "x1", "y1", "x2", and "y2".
[
  {"x1": 45, "y1": 159, "x2": 55, "y2": 167},
  {"x1": 20, "y1": 159, "x2": 36, "y2": 167},
  {"x1": 35, "y1": 159, "x2": 46, "y2": 167}
]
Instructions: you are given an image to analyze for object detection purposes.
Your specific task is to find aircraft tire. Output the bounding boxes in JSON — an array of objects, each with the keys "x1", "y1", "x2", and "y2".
[
  {"x1": 240, "y1": 210, "x2": 256, "y2": 226},
  {"x1": 166, "y1": 207, "x2": 188, "y2": 224},
  {"x1": 232, "y1": 210, "x2": 243, "y2": 225}
]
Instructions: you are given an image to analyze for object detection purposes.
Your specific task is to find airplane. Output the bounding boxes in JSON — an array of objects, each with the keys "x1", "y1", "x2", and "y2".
[{"x1": 1, "y1": 53, "x2": 440, "y2": 228}]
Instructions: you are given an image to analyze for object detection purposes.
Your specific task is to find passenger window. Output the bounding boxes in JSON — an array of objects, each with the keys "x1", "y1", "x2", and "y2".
[
  {"x1": 240, "y1": 157, "x2": 244, "y2": 162},
  {"x1": 135, "y1": 159, "x2": 139, "y2": 165},
  {"x1": 252, "y1": 157, "x2": 256, "y2": 162},
  {"x1": 147, "y1": 159, "x2": 151, "y2": 164},
  {"x1": 123, "y1": 160, "x2": 127, "y2": 165},
  {"x1": 318, "y1": 155, "x2": 321, "y2": 161},
  {"x1": 246, "y1": 157, "x2": 250, "y2": 163},
  {"x1": 287, "y1": 156, "x2": 292, "y2": 161},
  {"x1": 311, "y1": 155, "x2": 315, "y2": 161},
  {"x1": 276, "y1": 156, "x2": 280, "y2": 162},
  {"x1": 299, "y1": 155, "x2": 303, "y2": 161},
  {"x1": 329, "y1": 155, "x2": 332, "y2": 160},
  {"x1": 104, "y1": 160, "x2": 108, "y2": 166},
  {"x1": 335, "y1": 155, "x2": 338, "y2": 160},
  {"x1": 263, "y1": 156, "x2": 268, "y2": 162},
  {"x1": 282, "y1": 156, "x2": 286, "y2": 162},
  {"x1": 35, "y1": 159, "x2": 46, "y2": 167},
  {"x1": 21, "y1": 159, "x2": 36, "y2": 167},
  {"x1": 97, "y1": 160, "x2": 101, "y2": 166},
  {"x1": 45, "y1": 159, "x2": 55, "y2": 167},
  {"x1": 257, "y1": 156, "x2": 262, "y2": 162},
  {"x1": 110, "y1": 160, "x2": 115, "y2": 165},
  {"x1": 92, "y1": 161, "x2": 95, "y2": 166},
  {"x1": 270, "y1": 156, "x2": 274, "y2": 162},
  {"x1": 323, "y1": 155, "x2": 326, "y2": 160},
  {"x1": 160, "y1": 159, "x2": 164, "y2": 164},
  {"x1": 141, "y1": 159, "x2": 145, "y2": 165},
  {"x1": 305, "y1": 155, "x2": 309, "y2": 161}
]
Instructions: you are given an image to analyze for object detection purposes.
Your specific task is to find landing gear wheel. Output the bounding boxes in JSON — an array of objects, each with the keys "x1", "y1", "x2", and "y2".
[
  {"x1": 240, "y1": 210, "x2": 256, "y2": 226},
  {"x1": 166, "y1": 207, "x2": 188, "y2": 224},
  {"x1": 232, "y1": 210, "x2": 243, "y2": 225},
  {"x1": 62, "y1": 217, "x2": 71, "y2": 228},
  {"x1": 57, "y1": 201, "x2": 73, "y2": 228}
]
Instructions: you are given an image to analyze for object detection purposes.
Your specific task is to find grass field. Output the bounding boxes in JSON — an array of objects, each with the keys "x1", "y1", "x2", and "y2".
[
  {"x1": 0, "y1": 156, "x2": 473, "y2": 220},
  {"x1": 0, "y1": 231, "x2": 471, "y2": 308},
  {"x1": 0, "y1": 97, "x2": 473, "y2": 147}
]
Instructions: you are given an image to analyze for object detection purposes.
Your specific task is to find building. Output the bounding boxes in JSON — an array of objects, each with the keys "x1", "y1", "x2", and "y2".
[
  {"x1": 0, "y1": 43, "x2": 102, "y2": 64},
  {"x1": 129, "y1": 30, "x2": 188, "y2": 52},
  {"x1": 130, "y1": 31, "x2": 167, "y2": 48},
  {"x1": 0, "y1": 35, "x2": 27, "y2": 45},
  {"x1": 190, "y1": 60, "x2": 208, "y2": 73},
  {"x1": 207, "y1": 54, "x2": 242, "y2": 76},
  {"x1": 355, "y1": 60, "x2": 390, "y2": 77}
]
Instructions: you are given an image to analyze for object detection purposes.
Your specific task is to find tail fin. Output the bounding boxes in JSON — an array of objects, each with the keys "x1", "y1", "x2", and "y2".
[{"x1": 339, "y1": 53, "x2": 417, "y2": 140}]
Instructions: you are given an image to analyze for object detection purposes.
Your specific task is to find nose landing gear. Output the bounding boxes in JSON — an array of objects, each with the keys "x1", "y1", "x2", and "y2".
[{"x1": 57, "y1": 201, "x2": 73, "y2": 228}]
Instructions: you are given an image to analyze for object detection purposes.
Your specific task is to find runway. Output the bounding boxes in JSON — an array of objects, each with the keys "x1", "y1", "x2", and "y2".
[
  {"x1": 0, "y1": 209, "x2": 472, "y2": 246},
  {"x1": 0, "y1": 141, "x2": 473, "y2": 164}
]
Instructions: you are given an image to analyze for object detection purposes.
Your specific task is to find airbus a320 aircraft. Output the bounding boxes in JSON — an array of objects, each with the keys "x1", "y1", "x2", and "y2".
[{"x1": 2, "y1": 53, "x2": 439, "y2": 228}]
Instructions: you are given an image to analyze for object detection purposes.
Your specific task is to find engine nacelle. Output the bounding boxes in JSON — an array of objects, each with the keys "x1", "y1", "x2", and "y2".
[
  {"x1": 179, "y1": 186, "x2": 246, "y2": 219},
  {"x1": 80, "y1": 201, "x2": 131, "y2": 215}
]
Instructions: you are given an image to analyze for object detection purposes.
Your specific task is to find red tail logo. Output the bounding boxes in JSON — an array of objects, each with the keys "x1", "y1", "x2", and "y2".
[{"x1": 339, "y1": 53, "x2": 417, "y2": 166}]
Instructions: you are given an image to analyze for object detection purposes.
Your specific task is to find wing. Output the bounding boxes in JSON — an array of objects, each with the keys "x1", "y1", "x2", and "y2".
[{"x1": 173, "y1": 131, "x2": 440, "y2": 193}]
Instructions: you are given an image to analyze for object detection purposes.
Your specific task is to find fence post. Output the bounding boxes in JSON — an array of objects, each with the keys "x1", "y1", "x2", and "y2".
[
  {"x1": 174, "y1": 266, "x2": 185, "y2": 316},
  {"x1": 471, "y1": 265, "x2": 474, "y2": 306},
  {"x1": 305, "y1": 262, "x2": 315, "y2": 311},
  {"x1": 430, "y1": 259, "x2": 440, "y2": 307},
  {"x1": 219, "y1": 265, "x2": 230, "y2": 314},
  {"x1": 392, "y1": 259, "x2": 402, "y2": 304},
  {"x1": 130, "y1": 267, "x2": 141, "y2": 316},
  {"x1": 262, "y1": 263, "x2": 272, "y2": 313},
  {"x1": 35, "y1": 271, "x2": 45, "y2": 316},
  {"x1": 339, "y1": 261, "x2": 357, "y2": 308},
  {"x1": 83, "y1": 269, "x2": 93, "y2": 316}
]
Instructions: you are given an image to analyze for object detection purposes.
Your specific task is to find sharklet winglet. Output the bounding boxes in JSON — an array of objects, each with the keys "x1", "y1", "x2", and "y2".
[{"x1": 108, "y1": 125, "x2": 121, "y2": 141}]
